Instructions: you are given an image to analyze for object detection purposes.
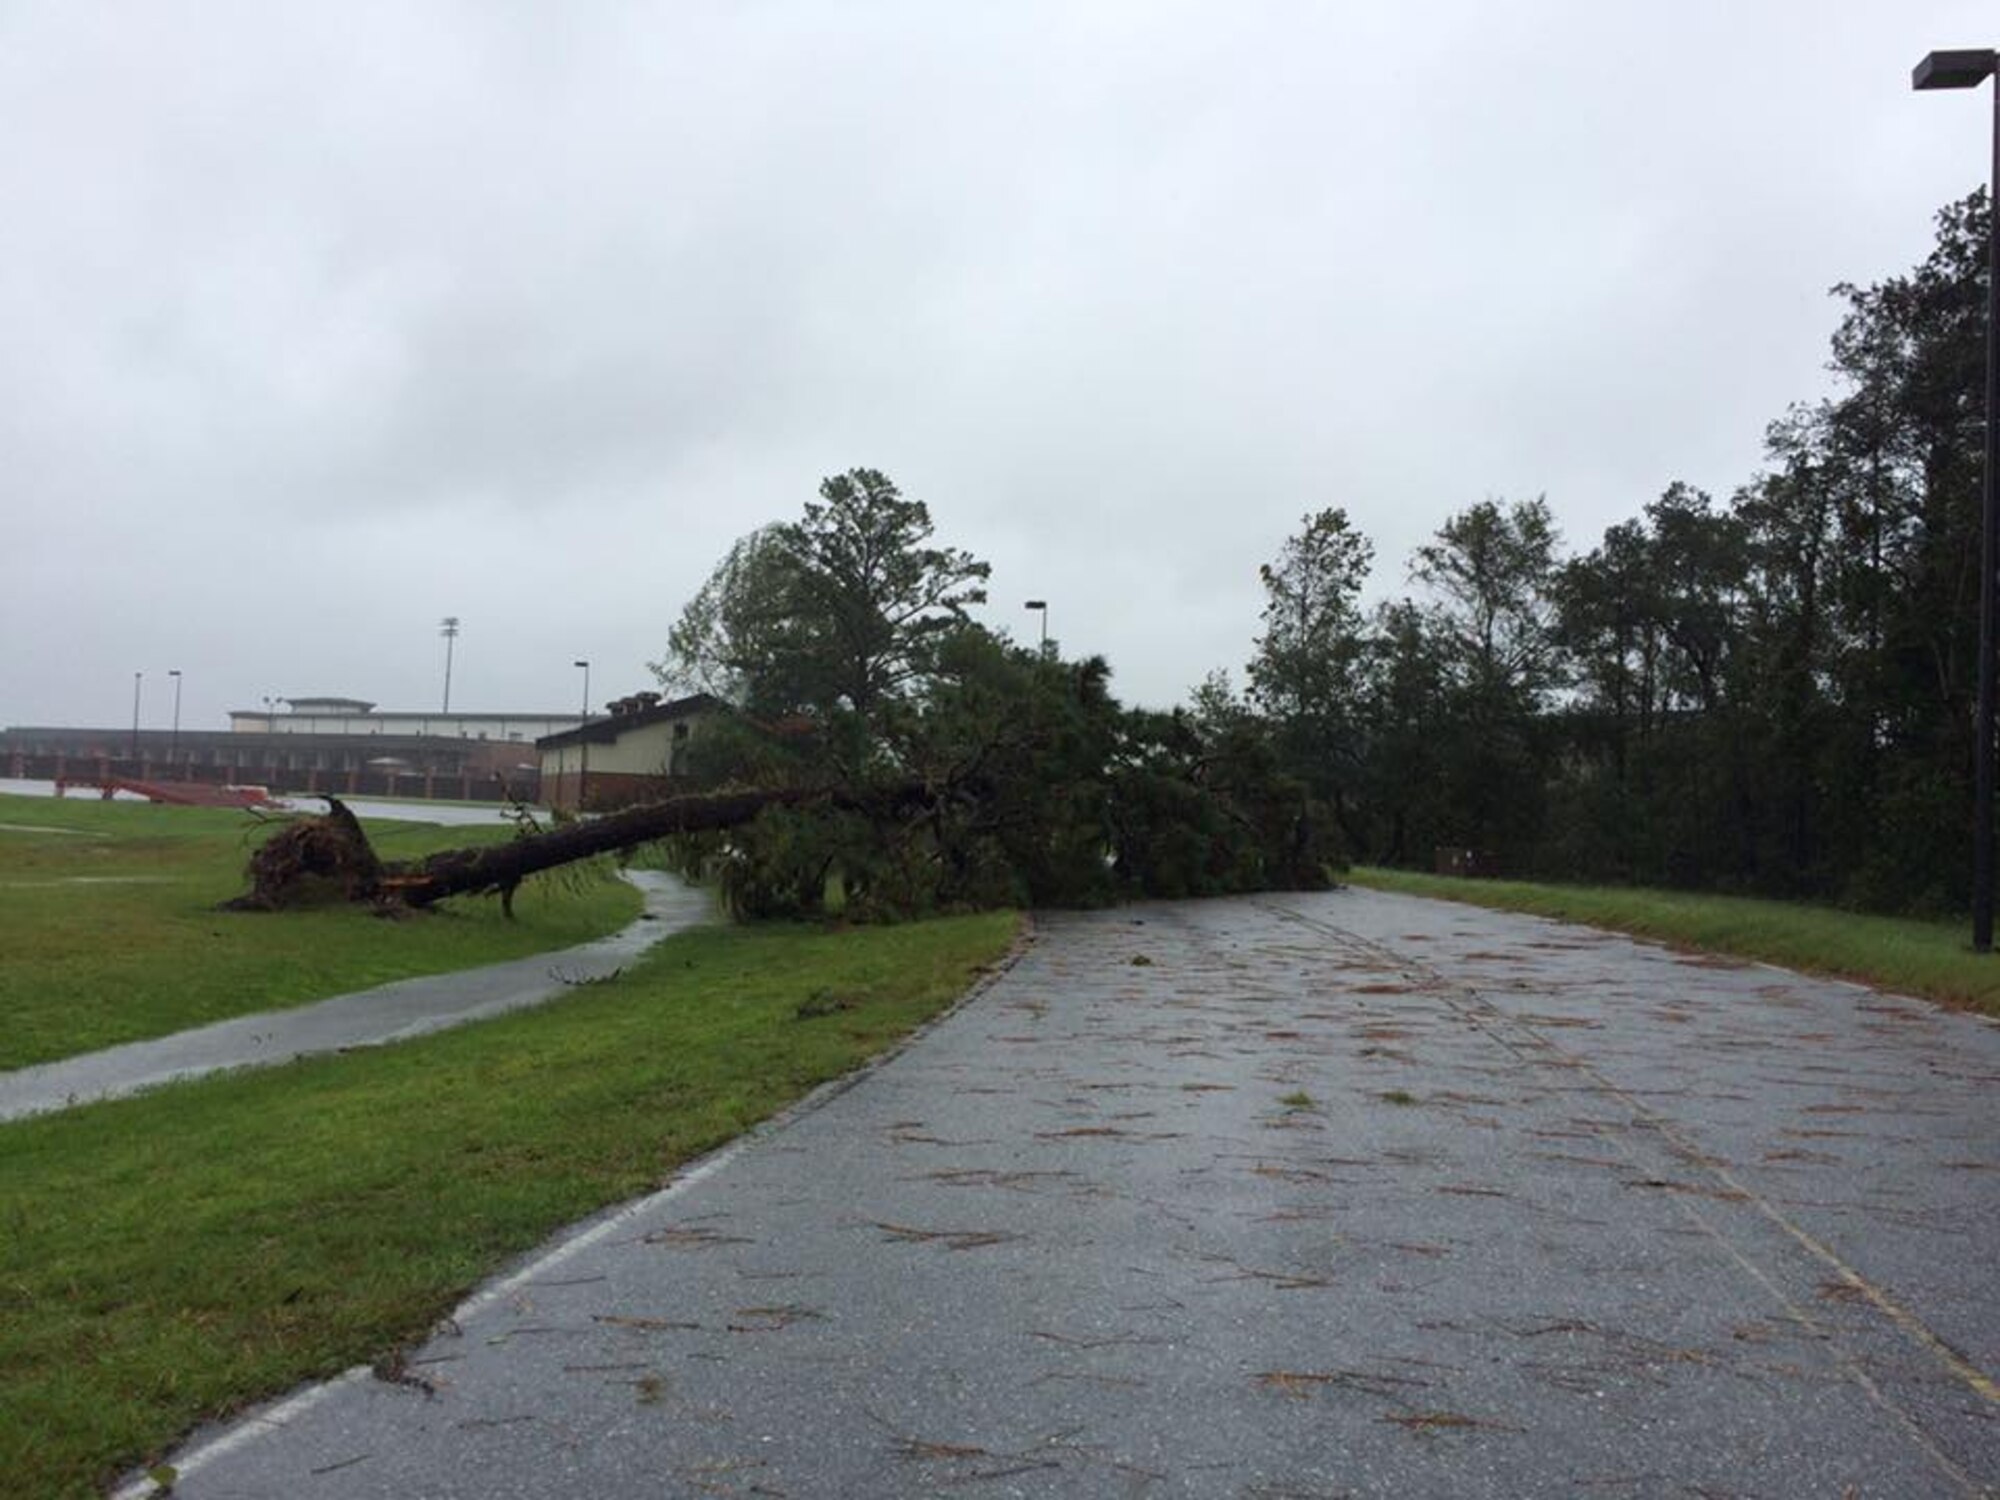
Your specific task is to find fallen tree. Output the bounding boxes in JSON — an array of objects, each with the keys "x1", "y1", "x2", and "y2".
[{"x1": 225, "y1": 783, "x2": 936, "y2": 914}]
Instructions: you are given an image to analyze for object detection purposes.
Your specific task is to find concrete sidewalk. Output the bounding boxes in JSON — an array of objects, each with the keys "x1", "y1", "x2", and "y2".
[
  {"x1": 120, "y1": 887, "x2": 1999, "y2": 1497},
  {"x1": 0, "y1": 870, "x2": 711, "y2": 1123}
]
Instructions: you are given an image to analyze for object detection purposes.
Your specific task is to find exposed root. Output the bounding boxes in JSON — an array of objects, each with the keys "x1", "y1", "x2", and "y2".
[{"x1": 221, "y1": 798, "x2": 382, "y2": 911}]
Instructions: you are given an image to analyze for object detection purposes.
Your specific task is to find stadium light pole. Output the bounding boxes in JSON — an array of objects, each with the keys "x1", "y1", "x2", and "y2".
[
  {"x1": 1914, "y1": 47, "x2": 2000, "y2": 950},
  {"x1": 1024, "y1": 599, "x2": 1049, "y2": 656},
  {"x1": 439, "y1": 616, "x2": 461, "y2": 715},
  {"x1": 168, "y1": 669, "x2": 182, "y2": 772},
  {"x1": 130, "y1": 671, "x2": 142, "y2": 762},
  {"x1": 574, "y1": 659, "x2": 591, "y2": 813}
]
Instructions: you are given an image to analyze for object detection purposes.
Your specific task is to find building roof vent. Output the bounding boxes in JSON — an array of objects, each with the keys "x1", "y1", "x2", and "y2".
[{"x1": 607, "y1": 691, "x2": 662, "y2": 718}]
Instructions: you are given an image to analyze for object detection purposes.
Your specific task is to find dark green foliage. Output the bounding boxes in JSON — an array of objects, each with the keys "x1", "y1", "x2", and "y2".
[
  {"x1": 1225, "y1": 190, "x2": 1986, "y2": 918},
  {"x1": 653, "y1": 470, "x2": 1343, "y2": 919},
  {"x1": 1535, "y1": 191, "x2": 1990, "y2": 910},
  {"x1": 1408, "y1": 495, "x2": 1565, "y2": 856},
  {"x1": 652, "y1": 469, "x2": 989, "y2": 738},
  {"x1": 1264, "y1": 189, "x2": 1987, "y2": 916},
  {"x1": 1110, "y1": 704, "x2": 1339, "y2": 897}
]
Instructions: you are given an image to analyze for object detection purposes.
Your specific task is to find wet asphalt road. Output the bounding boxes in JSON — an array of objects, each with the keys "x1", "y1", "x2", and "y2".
[
  {"x1": 122, "y1": 887, "x2": 1999, "y2": 1498},
  {"x1": 0, "y1": 871, "x2": 711, "y2": 1123}
]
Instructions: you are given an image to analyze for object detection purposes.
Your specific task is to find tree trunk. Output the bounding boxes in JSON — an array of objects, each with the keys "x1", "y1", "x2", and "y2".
[{"x1": 230, "y1": 783, "x2": 934, "y2": 912}]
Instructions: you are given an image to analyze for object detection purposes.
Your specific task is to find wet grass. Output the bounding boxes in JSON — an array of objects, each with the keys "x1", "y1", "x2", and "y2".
[
  {"x1": 0, "y1": 794, "x2": 641, "y2": 1069},
  {"x1": 0, "y1": 910, "x2": 1018, "y2": 1498},
  {"x1": 1346, "y1": 867, "x2": 2000, "y2": 1016}
]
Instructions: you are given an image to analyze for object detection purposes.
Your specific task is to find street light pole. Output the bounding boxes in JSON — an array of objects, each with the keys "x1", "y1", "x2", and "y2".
[
  {"x1": 130, "y1": 671, "x2": 142, "y2": 762},
  {"x1": 168, "y1": 669, "x2": 182, "y2": 773},
  {"x1": 574, "y1": 659, "x2": 591, "y2": 814},
  {"x1": 1024, "y1": 599, "x2": 1049, "y2": 656},
  {"x1": 1914, "y1": 47, "x2": 2000, "y2": 951}
]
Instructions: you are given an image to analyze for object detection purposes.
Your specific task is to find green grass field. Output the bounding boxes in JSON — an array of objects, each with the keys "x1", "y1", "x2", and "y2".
[
  {"x1": 0, "y1": 910, "x2": 1018, "y2": 1497},
  {"x1": 0, "y1": 794, "x2": 641, "y2": 1069},
  {"x1": 1346, "y1": 866, "x2": 2000, "y2": 1016}
]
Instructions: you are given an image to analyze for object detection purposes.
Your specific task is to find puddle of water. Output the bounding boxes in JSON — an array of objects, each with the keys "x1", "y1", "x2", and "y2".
[
  {"x1": 0, "y1": 778, "x2": 151, "y2": 802},
  {"x1": 336, "y1": 797, "x2": 535, "y2": 828}
]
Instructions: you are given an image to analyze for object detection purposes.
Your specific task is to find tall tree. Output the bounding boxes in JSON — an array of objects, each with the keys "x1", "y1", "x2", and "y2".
[
  {"x1": 1355, "y1": 600, "x2": 1452, "y2": 866},
  {"x1": 1643, "y1": 483, "x2": 1747, "y2": 716},
  {"x1": 1247, "y1": 508, "x2": 1374, "y2": 839},
  {"x1": 653, "y1": 468, "x2": 991, "y2": 731},
  {"x1": 783, "y1": 468, "x2": 992, "y2": 720},
  {"x1": 1409, "y1": 497, "x2": 1564, "y2": 853},
  {"x1": 1556, "y1": 516, "x2": 1662, "y2": 769},
  {"x1": 1412, "y1": 496, "x2": 1564, "y2": 710}
]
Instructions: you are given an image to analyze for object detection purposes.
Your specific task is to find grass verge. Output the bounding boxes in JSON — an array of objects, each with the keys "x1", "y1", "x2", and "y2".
[
  {"x1": 0, "y1": 910, "x2": 1018, "y2": 1498},
  {"x1": 0, "y1": 794, "x2": 641, "y2": 1069},
  {"x1": 1345, "y1": 866, "x2": 2000, "y2": 1016}
]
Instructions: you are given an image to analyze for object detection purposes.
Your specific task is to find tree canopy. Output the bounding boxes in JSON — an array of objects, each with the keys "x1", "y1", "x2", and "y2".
[
  {"x1": 646, "y1": 468, "x2": 1343, "y2": 919},
  {"x1": 652, "y1": 468, "x2": 989, "y2": 728}
]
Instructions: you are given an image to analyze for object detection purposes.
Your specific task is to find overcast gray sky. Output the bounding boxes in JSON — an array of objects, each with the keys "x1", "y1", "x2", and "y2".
[{"x1": 4, "y1": 0, "x2": 1994, "y2": 731}]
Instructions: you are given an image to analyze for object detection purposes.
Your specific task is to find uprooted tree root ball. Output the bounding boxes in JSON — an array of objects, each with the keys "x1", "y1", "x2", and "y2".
[{"x1": 222, "y1": 799, "x2": 385, "y2": 911}]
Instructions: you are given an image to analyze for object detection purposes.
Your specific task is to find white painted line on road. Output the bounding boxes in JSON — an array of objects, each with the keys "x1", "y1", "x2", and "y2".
[
  {"x1": 109, "y1": 1367, "x2": 376, "y2": 1500},
  {"x1": 458, "y1": 1134, "x2": 760, "y2": 1319}
]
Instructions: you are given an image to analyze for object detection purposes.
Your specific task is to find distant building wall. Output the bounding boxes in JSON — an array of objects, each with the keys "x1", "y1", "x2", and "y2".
[
  {"x1": 536, "y1": 695, "x2": 717, "y2": 813},
  {"x1": 2, "y1": 727, "x2": 542, "y2": 804},
  {"x1": 228, "y1": 709, "x2": 579, "y2": 741},
  {"x1": 589, "y1": 719, "x2": 693, "y2": 777}
]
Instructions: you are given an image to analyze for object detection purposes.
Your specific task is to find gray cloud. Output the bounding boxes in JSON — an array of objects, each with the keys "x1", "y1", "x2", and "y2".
[{"x1": 3, "y1": 0, "x2": 1992, "y2": 731}]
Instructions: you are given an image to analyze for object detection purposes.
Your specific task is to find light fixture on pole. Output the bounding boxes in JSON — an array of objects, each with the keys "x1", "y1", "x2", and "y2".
[
  {"x1": 1024, "y1": 599, "x2": 1049, "y2": 655},
  {"x1": 168, "y1": 669, "x2": 182, "y2": 771},
  {"x1": 574, "y1": 659, "x2": 591, "y2": 813},
  {"x1": 1914, "y1": 46, "x2": 1999, "y2": 951},
  {"x1": 130, "y1": 671, "x2": 142, "y2": 761},
  {"x1": 439, "y1": 616, "x2": 461, "y2": 714}
]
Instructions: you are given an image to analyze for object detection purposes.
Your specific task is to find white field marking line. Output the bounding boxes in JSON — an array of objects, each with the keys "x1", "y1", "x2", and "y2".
[
  {"x1": 0, "y1": 822, "x2": 104, "y2": 835},
  {"x1": 0, "y1": 876, "x2": 177, "y2": 886},
  {"x1": 1266, "y1": 898, "x2": 2000, "y2": 1411}
]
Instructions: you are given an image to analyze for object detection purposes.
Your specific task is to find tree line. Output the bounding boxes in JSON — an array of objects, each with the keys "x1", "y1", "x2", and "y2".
[
  {"x1": 642, "y1": 190, "x2": 1988, "y2": 920},
  {"x1": 1234, "y1": 189, "x2": 1991, "y2": 914}
]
